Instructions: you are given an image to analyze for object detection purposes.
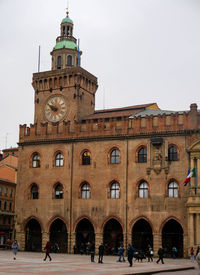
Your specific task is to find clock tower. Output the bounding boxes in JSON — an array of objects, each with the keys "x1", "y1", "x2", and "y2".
[{"x1": 32, "y1": 10, "x2": 98, "y2": 124}]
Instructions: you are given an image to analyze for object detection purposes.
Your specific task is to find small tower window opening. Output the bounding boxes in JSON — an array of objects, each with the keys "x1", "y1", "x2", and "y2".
[
  {"x1": 55, "y1": 183, "x2": 63, "y2": 199},
  {"x1": 67, "y1": 26, "x2": 70, "y2": 36},
  {"x1": 31, "y1": 184, "x2": 39, "y2": 199},
  {"x1": 67, "y1": 55, "x2": 72, "y2": 66},
  {"x1": 4, "y1": 201, "x2": 7, "y2": 211},
  {"x1": 57, "y1": 56, "x2": 62, "y2": 69},
  {"x1": 110, "y1": 182, "x2": 120, "y2": 199},
  {"x1": 62, "y1": 26, "x2": 65, "y2": 35}
]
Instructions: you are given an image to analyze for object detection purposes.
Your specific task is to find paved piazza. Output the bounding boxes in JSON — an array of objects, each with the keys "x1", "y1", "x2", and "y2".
[{"x1": 0, "y1": 251, "x2": 198, "y2": 275}]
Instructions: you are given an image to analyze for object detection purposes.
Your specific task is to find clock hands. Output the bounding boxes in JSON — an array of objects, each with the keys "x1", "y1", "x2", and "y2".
[{"x1": 48, "y1": 103, "x2": 58, "y2": 112}]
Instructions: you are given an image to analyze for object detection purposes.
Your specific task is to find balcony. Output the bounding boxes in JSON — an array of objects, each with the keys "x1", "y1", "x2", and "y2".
[{"x1": 56, "y1": 36, "x2": 77, "y2": 43}]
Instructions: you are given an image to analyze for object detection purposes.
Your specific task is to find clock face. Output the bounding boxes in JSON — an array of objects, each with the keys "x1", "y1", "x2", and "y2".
[{"x1": 44, "y1": 95, "x2": 67, "y2": 122}]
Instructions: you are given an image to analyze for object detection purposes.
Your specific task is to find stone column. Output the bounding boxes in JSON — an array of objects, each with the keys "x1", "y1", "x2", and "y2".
[
  {"x1": 188, "y1": 213, "x2": 194, "y2": 252},
  {"x1": 153, "y1": 233, "x2": 162, "y2": 256},
  {"x1": 68, "y1": 232, "x2": 76, "y2": 254},
  {"x1": 42, "y1": 232, "x2": 49, "y2": 250},
  {"x1": 95, "y1": 233, "x2": 103, "y2": 255}
]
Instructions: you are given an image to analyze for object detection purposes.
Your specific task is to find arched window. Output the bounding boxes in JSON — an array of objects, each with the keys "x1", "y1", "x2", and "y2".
[
  {"x1": 168, "y1": 146, "x2": 178, "y2": 161},
  {"x1": 138, "y1": 181, "x2": 148, "y2": 198},
  {"x1": 138, "y1": 147, "x2": 147, "y2": 163},
  {"x1": 81, "y1": 183, "x2": 90, "y2": 199},
  {"x1": 55, "y1": 152, "x2": 64, "y2": 167},
  {"x1": 31, "y1": 184, "x2": 39, "y2": 199},
  {"x1": 168, "y1": 181, "x2": 178, "y2": 198},
  {"x1": 32, "y1": 153, "x2": 40, "y2": 168},
  {"x1": 67, "y1": 55, "x2": 72, "y2": 66},
  {"x1": 55, "y1": 183, "x2": 63, "y2": 199},
  {"x1": 110, "y1": 148, "x2": 120, "y2": 164},
  {"x1": 110, "y1": 182, "x2": 120, "y2": 199},
  {"x1": 82, "y1": 151, "x2": 91, "y2": 165},
  {"x1": 57, "y1": 56, "x2": 62, "y2": 68}
]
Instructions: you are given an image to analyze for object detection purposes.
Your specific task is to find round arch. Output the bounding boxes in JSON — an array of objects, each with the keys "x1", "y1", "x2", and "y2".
[
  {"x1": 25, "y1": 218, "x2": 42, "y2": 252},
  {"x1": 132, "y1": 218, "x2": 153, "y2": 250},
  {"x1": 75, "y1": 218, "x2": 95, "y2": 254},
  {"x1": 103, "y1": 218, "x2": 123, "y2": 255},
  {"x1": 161, "y1": 218, "x2": 183, "y2": 257}
]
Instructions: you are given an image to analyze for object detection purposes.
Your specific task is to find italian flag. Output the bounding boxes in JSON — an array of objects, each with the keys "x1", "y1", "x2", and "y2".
[{"x1": 184, "y1": 168, "x2": 196, "y2": 186}]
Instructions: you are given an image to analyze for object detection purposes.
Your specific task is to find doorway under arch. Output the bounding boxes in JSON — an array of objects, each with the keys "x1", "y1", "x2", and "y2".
[
  {"x1": 25, "y1": 218, "x2": 42, "y2": 252},
  {"x1": 132, "y1": 219, "x2": 153, "y2": 250},
  {"x1": 162, "y1": 219, "x2": 183, "y2": 257},
  {"x1": 50, "y1": 219, "x2": 68, "y2": 253},
  {"x1": 103, "y1": 219, "x2": 123, "y2": 255},
  {"x1": 75, "y1": 218, "x2": 95, "y2": 254}
]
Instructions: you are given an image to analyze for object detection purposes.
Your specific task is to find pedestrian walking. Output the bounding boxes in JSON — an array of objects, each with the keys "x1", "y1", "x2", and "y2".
[
  {"x1": 11, "y1": 240, "x2": 19, "y2": 260},
  {"x1": 127, "y1": 243, "x2": 134, "y2": 267},
  {"x1": 98, "y1": 243, "x2": 104, "y2": 263},
  {"x1": 190, "y1": 247, "x2": 195, "y2": 262},
  {"x1": 43, "y1": 241, "x2": 52, "y2": 261},
  {"x1": 90, "y1": 242, "x2": 95, "y2": 262},
  {"x1": 156, "y1": 247, "x2": 164, "y2": 264},
  {"x1": 117, "y1": 245, "x2": 125, "y2": 262},
  {"x1": 147, "y1": 244, "x2": 153, "y2": 262}
]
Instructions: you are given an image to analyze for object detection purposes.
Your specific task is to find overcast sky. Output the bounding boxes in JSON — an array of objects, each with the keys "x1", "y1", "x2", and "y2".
[{"x1": 0, "y1": 0, "x2": 200, "y2": 150}]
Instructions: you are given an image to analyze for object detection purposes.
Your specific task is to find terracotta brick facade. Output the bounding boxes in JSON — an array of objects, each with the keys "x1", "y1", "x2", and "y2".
[{"x1": 15, "y1": 12, "x2": 200, "y2": 257}]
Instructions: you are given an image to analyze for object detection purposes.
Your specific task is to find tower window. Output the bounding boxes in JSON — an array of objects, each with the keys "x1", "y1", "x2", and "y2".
[
  {"x1": 32, "y1": 153, "x2": 40, "y2": 168},
  {"x1": 67, "y1": 55, "x2": 72, "y2": 66},
  {"x1": 63, "y1": 26, "x2": 65, "y2": 35},
  {"x1": 57, "y1": 56, "x2": 62, "y2": 69}
]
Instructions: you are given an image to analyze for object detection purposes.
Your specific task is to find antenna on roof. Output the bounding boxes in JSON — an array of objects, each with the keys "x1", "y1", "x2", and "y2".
[
  {"x1": 66, "y1": 1, "x2": 69, "y2": 16},
  {"x1": 38, "y1": 45, "x2": 41, "y2": 72},
  {"x1": 77, "y1": 39, "x2": 80, "y2": 66}
]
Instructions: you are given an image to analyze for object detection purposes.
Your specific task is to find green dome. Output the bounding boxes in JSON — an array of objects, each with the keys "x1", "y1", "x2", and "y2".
[
  {"x1": 54, "y1": 40, "x2": 77, "y2": 50},
  {"x1": 61, "y1": 16, "x2": 73, "y2": 24}
]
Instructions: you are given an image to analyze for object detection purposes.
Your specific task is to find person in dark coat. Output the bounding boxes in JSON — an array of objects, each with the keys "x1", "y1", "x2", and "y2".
[
  {"x1": 98, "y1": 243, "x2": 105, "y2": 263},
  {"x1": 127, "y1": 243, "x2": 134, "y2": 267},
  {"x1": 90, "y1": 242, "x2": 95, "y2": 262},
  {"x1": 43, "y1": 241, "x2": 52, "y2": 261},
  {"x1": 156, "y1": 247, "x2": 164, "y2": 264}
]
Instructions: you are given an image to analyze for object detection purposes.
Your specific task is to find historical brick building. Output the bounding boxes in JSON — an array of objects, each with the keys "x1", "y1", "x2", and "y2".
[
  {"x1": 15, "y1": 11, "x2": 200, "y2": 257},
  {"x1": 0, "y1": 148, "x2": 18, "y2": 245}
]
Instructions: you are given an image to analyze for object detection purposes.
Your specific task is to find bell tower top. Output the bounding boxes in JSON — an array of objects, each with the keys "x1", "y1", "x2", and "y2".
[{"x1": 50, "y1": 10, "x2": 82, "y2": 70}]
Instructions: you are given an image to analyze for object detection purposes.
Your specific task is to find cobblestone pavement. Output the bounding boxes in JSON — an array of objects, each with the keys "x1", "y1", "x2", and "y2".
[{"x1": 0, "y1": 251, "x2": 197, "y2": 275}]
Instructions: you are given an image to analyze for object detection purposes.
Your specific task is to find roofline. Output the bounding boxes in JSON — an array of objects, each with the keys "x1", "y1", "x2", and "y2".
[
  {"x1": 0, "y1": 178, "x2": 16, "y2": 186},
  {"x1": 94, "y1": 103, "x2": 158, "y2": 114}
]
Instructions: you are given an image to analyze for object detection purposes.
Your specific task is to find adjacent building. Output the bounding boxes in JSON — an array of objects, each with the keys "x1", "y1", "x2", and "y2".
[
  {"x1": 0, "y1": 148, "x2": 18, "y2": 246},
  {"x1": 15, "y1": 11, "x2": 200, "y2": 257}
]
